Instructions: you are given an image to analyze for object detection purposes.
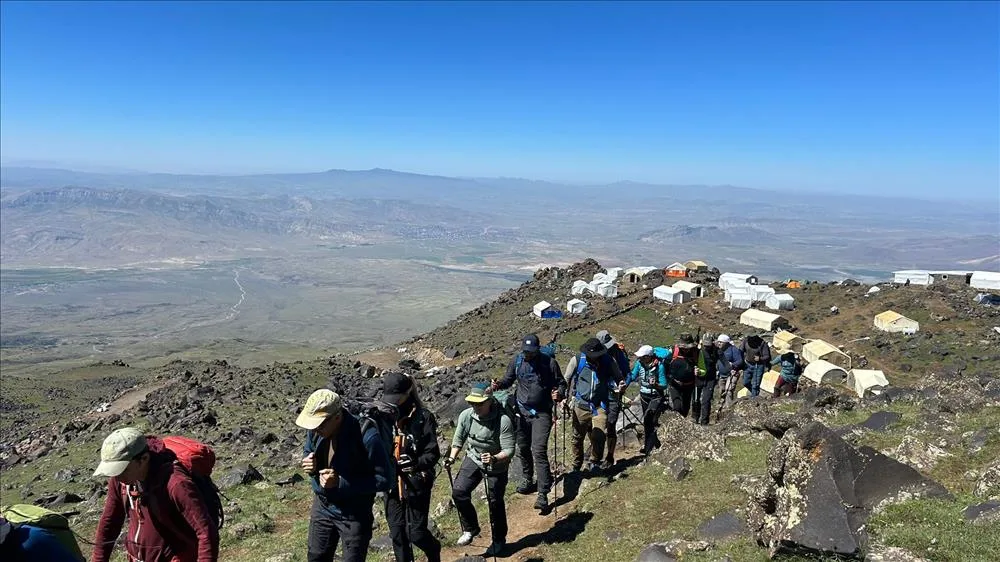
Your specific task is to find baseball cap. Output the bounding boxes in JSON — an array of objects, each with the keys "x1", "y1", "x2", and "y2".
[
  {"x1": 596, "y1": 330, "x2": 617, "y2": 349},
  {"x1": 678, "y1": 333, "x2": 696, "y2": 348},
  {"x1": 522, "y1": 333, "x2": 540, "y2": 352},
  {"x1": 94, "y1": 427, "x2": 148, "y2": 477},
  {"x1": 465, "y1": 382, "x2": 492, "y2": 403},
  {"x1": 382, "y1": 372, "x2": 413, "y2": 406},
  {"x1": 581, "y1": 337, "x2": 607, "y2": 359},
  {"x1": 716, "y1": 334, "x2": 732, "y2": 344},
  {"x1": 295, "y1": 389, "x2": 343, "y2": 430},
  {"x1": 635, "y1": 345, "x2": 654, "y2": 358}
]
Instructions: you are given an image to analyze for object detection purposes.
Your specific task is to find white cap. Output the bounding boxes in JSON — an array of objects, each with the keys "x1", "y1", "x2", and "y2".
[
  {"x1": 634, "y1": 345, "x2": 654, "y2": 357},
  {"x1": 716, "y1": 334, "x2": 732, "y2": 344}
]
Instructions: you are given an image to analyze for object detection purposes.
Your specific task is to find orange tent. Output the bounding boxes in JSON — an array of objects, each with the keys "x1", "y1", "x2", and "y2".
[{"x1": 786, "y1": 281, "x2": 801, "y2": 289}]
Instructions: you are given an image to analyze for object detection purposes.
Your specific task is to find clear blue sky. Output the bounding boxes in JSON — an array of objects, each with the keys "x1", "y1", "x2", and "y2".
[{"x1": 1, "y1": 1, "x2": 998, "y2": 199}]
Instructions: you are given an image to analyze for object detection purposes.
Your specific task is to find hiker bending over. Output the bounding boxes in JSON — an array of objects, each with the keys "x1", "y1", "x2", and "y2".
[
  {"x1": 297, "y1": 389, "x2": 395, "y2": 562},
  {"x1": 492, "y1": 333, "x2": 565, "y2": 512},
  {"x1": 740, "y1": 335, "x2": 772, "y2": 397},
  {"x1": 91, "y1": 428, "x2": 219, "y2": 562},
  {"x1": 625, "y1": 344, "x2": 668, "y2": 455},
  {"x1": 381, "y1": 373, "x2": 442, "y2": 562},
  {"x1": 715, "y1": 334, "x2": 744, "y2": 407},
  {"x1": 691, "y1": 333, "x2": 720, "y2": 425},
  {"x1": 596, "y1": 330, "x2": 630, "y2": 468},
  {"x1": 564, "y1": 338, "x2": 624, "y2": 474},
  {"x1": 1, "y1": 515, "x2": 81, "y2": 562},
  {"x1": 444, "y1": 383, "x2": 515, "y2": 557},
  {"x1": 666, "y1": 333, "x2": 699, "y2": 417},
  {"x1": 771, "y1": 352, "x2": 802, "y2": 397}
]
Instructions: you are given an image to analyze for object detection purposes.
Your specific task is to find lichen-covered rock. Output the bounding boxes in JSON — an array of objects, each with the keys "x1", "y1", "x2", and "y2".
[
  {"x1": 654, "y1": 413, "x2": 730, "y2": 462},
  {"x1": 974, "y1": 458, "x2": 1000, "y2": 500}
]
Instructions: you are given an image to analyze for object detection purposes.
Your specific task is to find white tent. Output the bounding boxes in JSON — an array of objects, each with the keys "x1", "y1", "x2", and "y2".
[
  {"x1": 532, "y1": 300, "x2": 553, "y2": 318},
  {"x1": 653, "y1": 285, "x2": 689, "y2": 304},
  {"x1": 760, "y1": 369, "x2": 781, "y2": 395},
  {"x1": 765, "y1": 293, "x2": 795, "y2": 311},
  {"x1": 803, "y1": 360, "x2": 849, "y2": 385},
  {"x1": 750, "y1": 285, "x2": 776, "y2": 302},
  {"x1": 970, "y1": 271, "x2": 1000, "y2": 291},
  {"x1": 893, "y1": 270, "x2": 933, "y2": 285},
  {"x1": 848, "y1": 369, "x2": 889, "y2": 398},
  {"x1": 740, "y1": 309, "x2": 789, "y2": 331},
  {"x1": 772, "y1": 330, "x2": 805, "y2": 353},
  {"x1": 725, "y1": 283, "x2": 752, "y2": 301},
  {"x1": 728, "y1": 295, "x2": 753, "y2": 310},
  {"x1": 719, "y1": 272, "x2": 758, "y2": 290},
  {"x1": 874, "y1": 311, "x2": 919, "y2": 334},
  {"x1": 671, "y1": 280, "x2": 705, "y2": 298},
  {"x1": 624, "y1": 266, "x2": 659, "y2": 283},
  {"x1": 571, "y1": 280, "x2": 590, "y2": 295},
  {"x1": 592, "y1": 282, "x2": 619, "y2": 298},
  {"x1": 604, "y1": 267, "x2": 623, "y2": 281},
  {"x1": 802, "y1": 339, "x2": 852, "y2": 369},
  {"x1": 593, "y1": 272, "x2": 612, "y2": 285},
  {"x1": 567, "y1": 298, "x2": 588, "y2": 314},
  {"x1": 865, "y1": 286, "x2": 881, "y2": 296}
]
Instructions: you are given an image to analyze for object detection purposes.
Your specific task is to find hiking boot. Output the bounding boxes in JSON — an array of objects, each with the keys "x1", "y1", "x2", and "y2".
[
  {"x1": 534, "y1": 492, "x2": 549, "y2": 511},
  {"x1": 585, "y1": 461, "x2": 600, "y2": 475},
  {"x1": 456, "y1": 530, "x2": 480, "y2": 546},
  {"x1": 571, "y1": 463, "x2": 583, "y2": 473},
  {"x1": 484, "y1": 541, "x2": 506, "y2": 557},
  {"x1": 600, "y1": 459, "x2": 614, "y2": 471},
  {"x1": 516, "y1": 480, "x2": 537, "y2": 495}
]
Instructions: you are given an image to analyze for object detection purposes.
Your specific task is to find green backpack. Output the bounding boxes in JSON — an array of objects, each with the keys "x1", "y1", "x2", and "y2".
[
  {"x1": 2, "y1": 503, "x2": 85, "y2": 561},
  {"x1": 492, "y1": 389, "x2": 518, "y2": 422}
]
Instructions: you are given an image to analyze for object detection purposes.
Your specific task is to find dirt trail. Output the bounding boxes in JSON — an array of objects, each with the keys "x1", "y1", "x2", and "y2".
[{"x1": 82, "y1": 380, "x2": 172, "y2": 419}]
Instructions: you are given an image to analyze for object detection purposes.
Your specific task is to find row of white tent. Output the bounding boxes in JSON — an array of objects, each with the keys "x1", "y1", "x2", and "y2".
[
  {"x1": 768, "y1": 330, "x2": 891, "y2": 398},
  {"x1": 893, "y1": 270, "x2": 1000, "y2": 290},
  {"x1": 738, "y1": 362, "x2": 888, "y2": 399}
]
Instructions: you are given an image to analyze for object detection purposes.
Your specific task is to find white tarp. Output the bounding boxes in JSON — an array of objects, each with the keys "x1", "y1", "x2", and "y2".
[
  {"x1": 848, "y1": 369, "x2": 889, "y2": 398},
  {"x1": 740, "y1": 309, "x2": 787, "y2": 331},
  {"x1": 567, "y1": 298, "x2": 588, "y2": 314},
  {"x1": 719, "y1": 272, "x2": 757, "y2": 290},
  {"x1": 750, "y1": 285, "x2": 776, "y2": 302},
  {"x1": 653, "y1": 285, "x2": 689, "y2": 304},
  {"x1": 803, "y1": 360, "x2": 849, "y2": 385},
  {"x1": 971, "y1": 271, "x2": 1000, "y2": 291},
  {"x1": 893, "y1": 270, "x2": 933, "y2": 285},
  {"x1": 672, "y1": 280, "x2": 704, "y2": 298},
  {"x1": 532, "y1": 300, "x2": 552, "y2": 318},
  {"x1": 571, "y1": 280, "x2": 590, "y2": 295},
  {"x1": 729, "y1": 295, "x2": 753, "y2": 310},
  {"x1": 802, "y1": 340, "x2": 852, "y2": 369},
  {"x1": 765, "y1": 293, "x2": 795, "y2": 311},
  {"x1": 593, "y1": 273, "x2": 612, "y2": 285},
  {"x1": 866, "y1": 286, "x2": 881, "y2": 296}
]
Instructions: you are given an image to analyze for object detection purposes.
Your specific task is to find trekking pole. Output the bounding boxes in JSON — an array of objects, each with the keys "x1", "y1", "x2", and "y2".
[
  {"x1": 481, "y1": 461, "x2": 498, "y2": 562},
  {"x1": 551, "y1": 408, "x2": 559, "y2": 520}
]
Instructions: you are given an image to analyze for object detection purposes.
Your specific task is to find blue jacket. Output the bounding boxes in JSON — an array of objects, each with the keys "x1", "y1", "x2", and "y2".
[
  {"x1": 717, "y1": 345, "x2": 745, "y2": 378},
  {"x1": 303, "y1": 412, "x2": 395, "y2": 520},
  {"x1": 771, "y1": 355, "x2": 801, "y2": 383},
  {"x1": 627, "y1": 359, "x2": 668, "y2": 395},
  {"x1": 1, "y1": 525, "x2": 80, "y2": 562}
]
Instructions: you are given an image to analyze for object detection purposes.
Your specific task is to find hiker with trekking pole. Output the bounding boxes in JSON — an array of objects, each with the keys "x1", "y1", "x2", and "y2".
[
  {"x1": 443, "y1": 382, "x2": 515, "y2": 558},
  {"x1": 714, "y1": 335, "x2": 745, "y2": 419},
  {"x1": 596, "y1": 330, "x2": 630, "y2": 469},
  {"x1": 623, "y1": 344, "x2": 669, "y2": 456},
  {"x1": 491, "y1": 333, "x2": 566, "y2": 513},
  {"x1": 564, "y1": 338, "x2": 625, "y2": 475},
  {"x1": 380, "y1": 373, "x2": 442, "y2": 562}
]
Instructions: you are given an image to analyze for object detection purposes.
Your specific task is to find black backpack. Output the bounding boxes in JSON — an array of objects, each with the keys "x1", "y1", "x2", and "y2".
[{"x1": 343, "y1": 398, "x2": 399, "y2": 463}]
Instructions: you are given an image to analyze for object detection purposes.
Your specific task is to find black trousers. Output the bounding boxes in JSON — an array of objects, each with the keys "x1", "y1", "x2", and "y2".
[
  {"x1": 516, "y1": 411, "x2": 553, "y2": 494},
  {"x1": 451, "y1": 457, "x2": 508, "y2": 543},
  {"x1": 605, "y1": 395, "x2": 621, "y2": 462},
  {"x1": 667, "y1": 384, "x2": 695, "y2": 417},
  {"x1": 639, "y1": 393, "x2": 664, "y2": 455},
  {"x1": 385, "y1": 490, "x2": 441, "y2": 562},
  {"x1": 692, "y1": 379, "x2": 717, "y2": 425},
  {"x1": 307, "y1": 496, "x2": 373, "y2": 562}
]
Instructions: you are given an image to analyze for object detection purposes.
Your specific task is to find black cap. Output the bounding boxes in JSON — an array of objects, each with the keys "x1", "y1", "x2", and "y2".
[
  {"x1": 678, "y1": 333, "x2": 696, "y2": 348},
  {"x1": 522, "y1": 334, "x2": 540, "y2": 352},
  {"x1": 581, "y1": 337, "x2": 607, "y2": 359},
  {"x1": 382, "y1": 372, "x2": 413, "y2": 405}
]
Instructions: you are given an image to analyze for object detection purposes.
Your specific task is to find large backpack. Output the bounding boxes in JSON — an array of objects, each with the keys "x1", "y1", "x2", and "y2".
[
  {"x1": 513, "y1": 342, "x2": 557, "y2": 372},
  {"x1": 491, "y1": 390, "x2": 519, "y2": 422},
  {"x1": 160, "y1": 436, "x2": 225, "y2": 531},
  {"x1": 343, "y1": 398, "x2": 400, "y2": 466},
  {"x1": 1, "y1": 503, "x2": 85, "y2": 561}
]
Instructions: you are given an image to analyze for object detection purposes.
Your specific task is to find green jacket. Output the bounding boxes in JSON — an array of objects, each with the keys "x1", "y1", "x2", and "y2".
[{"x1": 451, "y1": 399, "x2": 515, "y2": 474}]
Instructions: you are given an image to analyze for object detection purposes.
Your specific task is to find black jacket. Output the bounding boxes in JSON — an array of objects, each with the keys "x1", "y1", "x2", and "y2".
[
  {"x1": 394, "y1": 406, "x2": 440, "y2": 499},
  {"x1": 498, "y1": 353, "x2": 566, "y2": 414}
]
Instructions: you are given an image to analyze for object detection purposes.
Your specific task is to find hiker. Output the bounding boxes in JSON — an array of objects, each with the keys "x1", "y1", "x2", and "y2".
[
  {"x1": 624, "y1": 344, "x2": 668, "y2": 455},
  {"x1": 564, "y1": 337, "x2": 624, "y2": 473},
  {"x1": 491, "y1": 333, "x2": 566, "y2": 511},
  {"x1": 715, "y1": 334, "x2": 744, "y2": 406},
  {"x1": 740, "y1": 334, "x2": 772, "y2": 397},
  {"x1": 297, "y1": 389, "x2": 395, "y2": 562},
  {"x1": 771, "y1": 352, "x2": 802, "y2": 397},
  {"x1": 0, "y1": 515, "x2": 81, "y2": 562},
  {"x1": 691, "y1": 333, "x2": 720, "y2": 425},
  {"x1": 381, "y1": 373, "x2": 442, "y2": 562},
  {"x1": 91, "y1": 427, "x2": 220, "y2": 562},
  {"x1": 666, "y1": 333, "x2": 699, "y2": 417},
  {"x1": 443, "y1": 382, "x2": 515, "y2": 557},
  {"x1": 596, "y1": 329, "x2": 630, "y2": 468}
]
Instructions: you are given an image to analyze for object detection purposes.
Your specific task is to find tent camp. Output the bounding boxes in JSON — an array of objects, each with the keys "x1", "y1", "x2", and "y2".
[
  {"x1": 719, "y1": 273, "x2": 758, "y2": 290},
  {"x1": 665, "y1": 262, "x2": 689, "y2": 278},
  {"x1": 685, "y1": 260, "x2": 709, "y2": 272},
  {"x1": 874, "y1": 311, "x2": 920, "y2": 334},
  {"x1": 726, "y1": 287, "x2": 753, "y2": 309},
  {"x1": 532, "y1": 300, "x2": 553, "y2": 318},
  {"x1": 740, "y1": 309, "x2": 789, "y2": 331},
  {"x1": 567, "y1": 298, "x2": 588, "y2": 314},
  {"x1": 592, "y1": 282, "x2": 619, "y2": 298},
  {"x1": 771, "y1": 330, "x2": 805, "y2": 353},
  {"x1": 750, "y1": 285, "x2": 776, "y2": 302},
  {"x1": 803, "y1": 360, "x2": 849, "y2": 385},
  {"x1": 653, "y1": 284, "x2": 689, "y2": 304},
  {"x1": 623, "y1": 266, "x2": 659, "y2": 284},
  {"x1": 893, "y1": 270, "x2": 933, "y2": 286},
  {"x1": 671, "y1": 280, "x2": 705, "y2": 298},
  {"x1": 847, "y1": 369, "x2": 889, "y2": 398},
  {"x1": 802, "y1": 339, "x2": 852, "y2": 369},
  {"x1": 765, "y1": 293, "x2": 795, "y2": 311},
  {"x1": 970, "y1": 271, "x2": 1000, "y2": 291},
  {"x1": 571, "y1": 280, "x2": 590, "y2": 295}
]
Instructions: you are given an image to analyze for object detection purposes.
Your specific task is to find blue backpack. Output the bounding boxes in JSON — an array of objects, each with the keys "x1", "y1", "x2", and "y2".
[{"x1": 513, "y1": 343, "x2": 558, "y2": 372}]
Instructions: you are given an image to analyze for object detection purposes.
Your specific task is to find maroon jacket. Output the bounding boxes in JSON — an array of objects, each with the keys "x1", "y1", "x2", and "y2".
[{"x1": 92, "y1": 437, "x2": 219, "y2": 562}]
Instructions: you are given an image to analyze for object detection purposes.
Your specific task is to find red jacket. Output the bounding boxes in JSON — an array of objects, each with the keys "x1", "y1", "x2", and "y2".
[{"x1": 92, "y1": 437, "x2": 219, "y2": 562}]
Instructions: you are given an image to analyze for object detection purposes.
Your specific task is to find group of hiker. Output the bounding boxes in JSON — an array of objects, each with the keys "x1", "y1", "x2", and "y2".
[{"x1": 1, "y1": 327, "x2": 805, "y2": 562}]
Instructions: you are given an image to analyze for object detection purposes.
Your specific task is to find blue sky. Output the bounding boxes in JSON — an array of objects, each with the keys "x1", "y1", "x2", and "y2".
[{"x1": 1, "y1": 1, "x2": 998, "y2": 199}]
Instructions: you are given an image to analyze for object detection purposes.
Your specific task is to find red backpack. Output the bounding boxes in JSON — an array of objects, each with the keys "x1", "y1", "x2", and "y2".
[{"x1": 161, "y1": 436, "x2": 224, "y2": 529}]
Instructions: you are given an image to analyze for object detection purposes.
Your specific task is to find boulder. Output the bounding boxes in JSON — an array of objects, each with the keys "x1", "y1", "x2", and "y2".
[
  {"x1": 747, "y1": 422, "x2": 951, "y2": 559},
  {"x1": 635, "y1": 540, "x2": 711, "y2": 562},
  {"x1": 696, "y1": 511, "x2": 746, "y2": 542},
  {"x1": 667, "y1": 457, "x2": 691, "y2": 481},
  {"x1": 218, "y1": 463, "x2": 265, "y2": 489},
  {"x1": 655, "y1": 413, "x2": 730, "y2": 462},
  {"x1": 275, "y1": 473, "x2": 304, "y2": 486},
  {"x1": 444, "y1": 348, "x2": 460, "y2": 359},
  {"x1": 860, "y1": 411, "x2": 901, "y2": 432},
  {"x1": 963, "y1": 500, "x2": 1000, "y2": 526},
  {"x1": 974, "y1": 458, "x2": 1000, "y2": 500},
  {"x1": 724, "y1": 399, "x2": 802, "y2": 439}
]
